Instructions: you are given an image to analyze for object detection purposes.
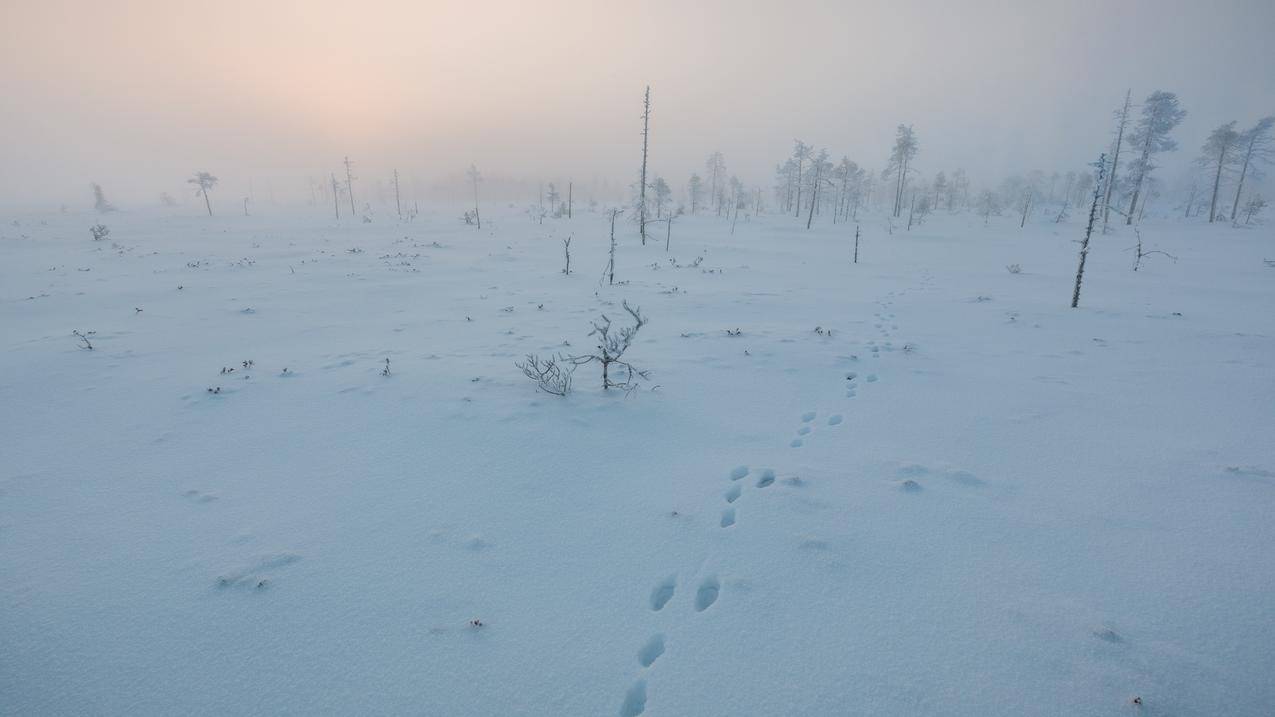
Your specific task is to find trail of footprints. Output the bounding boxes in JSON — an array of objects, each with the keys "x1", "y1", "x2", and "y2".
[{"x1": 619, "y1": 288, "x2": 924, "y2": 714}]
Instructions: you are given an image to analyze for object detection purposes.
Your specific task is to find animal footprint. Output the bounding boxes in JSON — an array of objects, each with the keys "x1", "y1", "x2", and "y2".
[
  {"x1": 695, "y1": 577, "x2": 720, "y2": 612},
  {"x1": 729, "y1": 466, "x2": 749, "y2": 481},
  {"x1": 827, "y1": 415, "x2": 842, "y2": 426},
  {"x1": 638, "y1": 634, "x2": 665, "y2": 667},
  {"x1": 756, "y1": 469, "x2": 775, "y2": 488},
  {"x1": 790, "y1": 438, "x2": 803, "y2": 448},
  {"x1": 801, "y1": 411, "x2": 816, "y2": 422},
  {"x1": 620, "y1": 679, "x2": 648, "y2": 717},
  {"x1": 797, "y1": 425, "x2": 811, "y2": 436},
  {"x1": 650, "y1": 577, "x2": 676, "y2": 611},
  {"x1": 725, "y1": 484, "x2": 742, "y2": 503},
  {"x1": 183, "y1": 489, "x2": 218, "y2": 503},
  {"x1": 720, "y1": 507, "x2": 736, "y2": 528}
]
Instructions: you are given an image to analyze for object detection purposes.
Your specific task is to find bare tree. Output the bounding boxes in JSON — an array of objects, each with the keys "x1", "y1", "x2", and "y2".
[
  {"x1": 562, "y1": 235, "x2": 572, "y2": 275},
  {"x1": 806, "y1": 150, "x2": 832, "y2": 229},
  {"x1": 638, "y1": 86, "x2": 652, "y2": 244},
  {"x1": 1103, "y1": 89, "x2": 1132, "y2": 232},
  {"x1": 467, "y1": 164, "x2": 482, "y2": 230},
  {"x1": 1131, "y1": 227, "x2": 1176, "y2": 271},
  {"x1": 1072, "y1": 153, "x2": 1107, "y2": 308},
  {"x1": 188, "y1": 172, "x2": 218, "y2": 216},
  {"x1": 568, "y1": 300, "x2": 649, "y2": 391}
]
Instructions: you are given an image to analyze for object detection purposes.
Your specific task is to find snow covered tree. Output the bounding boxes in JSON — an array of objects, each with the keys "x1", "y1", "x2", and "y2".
[
  {"x1": 705, "y1": 151, "x2": 726, "y2": 216},
  {"x1": 188, "y1": 172, "x2": 217, "y2": 216},
  {"x1": 931, "y1": 171, "x2": 947, "y2": 212},
  {"x1": 547, "y1": 183, "x2": 561, "y2": 216},
  {"x1": 650, "y1": 176, "x2": 671, "y2": 219},
  {"x1": 1124, "y1": 91, "x2": 1186, "y2": 225},
  {"x1": 790, "y1": 140, "x2": 812, "y2": 218},
  {"x1": 687, "y1": 173, "x2": 704, "y2": 214},
  {"x1": 1242, "y1": 194, "x2": 1266, "y2": 224},
  {"x1": 91, "y1": 183, "x2": 115, "y2": 213},
  {"x1": 1229, "y1": 117, "x2": 1274, "y2": 226},
  {"x1": 886, "y1": 124, "x2": 919, "y2": 217},
  {"x1": 976, "y1": 189, "x2": 999, "y2": 225},
  {"x1": 1197, "y1": 121, "x2": 1240, "y2": 223}
]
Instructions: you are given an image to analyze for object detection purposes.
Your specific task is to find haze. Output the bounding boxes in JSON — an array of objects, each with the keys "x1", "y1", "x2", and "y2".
[{"x1": 1, "y1": 0, "x2": 1272, "y2": 209}]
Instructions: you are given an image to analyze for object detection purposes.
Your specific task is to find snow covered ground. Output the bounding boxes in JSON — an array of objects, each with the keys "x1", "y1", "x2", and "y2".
[{"x1": 2, "y1": 205, "x2": 1273, "y2": 715}]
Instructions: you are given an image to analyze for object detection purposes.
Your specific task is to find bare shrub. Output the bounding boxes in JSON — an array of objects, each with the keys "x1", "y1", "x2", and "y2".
[
  {"x1": 90, "y1": 224, "x2": 110, "y2": 241},
  {"x1": 517, "y1": 354, "x2": 573, "y2": 396},
  {"x1": 568, "y1": 301, "x2": 649, "y2": 391}
]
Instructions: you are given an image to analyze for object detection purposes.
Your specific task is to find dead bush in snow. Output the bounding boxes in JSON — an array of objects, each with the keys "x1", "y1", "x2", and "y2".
[
  {"x1": 1006, "y1": 263, "x2": 1022, "y2": 274},
  {"x1": 90, "y1": 224, "x2": 110, "y2": 241},
  {"x1": 568, "y1": 301, "x2": 649, "y2": 391},
  {"x1": 516, "y1": 354, "x2": 573, "y2": 396}
]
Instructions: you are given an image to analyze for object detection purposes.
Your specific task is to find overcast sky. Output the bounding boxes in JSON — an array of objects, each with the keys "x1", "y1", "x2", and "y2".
[{"x1": 1, "y1": 0, "x2": 1272, "y2": 209}]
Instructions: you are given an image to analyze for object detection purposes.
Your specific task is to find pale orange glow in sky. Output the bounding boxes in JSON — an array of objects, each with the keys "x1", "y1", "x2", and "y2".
[{"x1": 1, "y1": 0, "x2": 1272, "y2": 207}]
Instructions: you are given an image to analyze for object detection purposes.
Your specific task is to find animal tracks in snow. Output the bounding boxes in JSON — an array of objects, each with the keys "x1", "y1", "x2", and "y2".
[{"x1": 650, "y1": 577, "x2": 676, "y2": 612}]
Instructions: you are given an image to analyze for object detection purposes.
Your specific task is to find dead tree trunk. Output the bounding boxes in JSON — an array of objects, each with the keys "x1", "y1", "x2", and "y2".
[
  {"x1": 344, "y1": 156, "x2": 356, "y2": 217},
  {"x1": 331, "y1": 173, "x2": 340, "y2": 220},
  {"x1": 1103, "y1": 90, "x2": 1131, "y2": 233},
  {"x1": 639, "y1": 86, "x2": 651, "y2": 245},
  {"x1": 853, "y1": 224, "x2": 860, "y2": 264},
  {"x1": 394, "y1": 169, "x2": 402, "y2": 219},
  {"x1": 1072, "y1": 153, "x2": 1107, "y2": 309}
]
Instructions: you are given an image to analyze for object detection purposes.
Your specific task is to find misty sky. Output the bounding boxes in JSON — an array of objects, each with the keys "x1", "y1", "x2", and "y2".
[{"x1": 1, "y1": 0, "x2": 1272, "y2": 209}]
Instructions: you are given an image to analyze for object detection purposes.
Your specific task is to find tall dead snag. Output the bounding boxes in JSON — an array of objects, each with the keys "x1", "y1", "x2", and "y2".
[
  {"x1": 562, "y1": 235, "x2": 572, "y2": 275},
  {"x1": 1072, "y1": 153, "x2": 1107, "y2": 309},
  {"x1": 568, "y1": 182, "x2": 573, "y2": 219},
  {"x1": 467, "y1": 164, "x2": 482, "y2": 230},
  {"x1": 330, "y1": 173, "x2": 340, "y2": 219},
  {"x1": 853, "y1": 224, "x2": 860, "y2": 263},
  {"x1": 606, "y1": 208, "x2": 623, "y2": 285},
  {"x1": 568, "y1": 300, "x2": 649, "y2": 390},
  {"x1": 343, "y1": 156, "x2": 357, "y2": 216},
  {"x1": 393, "y1": 169, "x2": 402, "y2": 219},
  {"x1": 1103, "y1": 89, "x2": 1132, "y2": 233},
  {"x1": 638, "y1": 86, "x2": 651, "y2": 245}
]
